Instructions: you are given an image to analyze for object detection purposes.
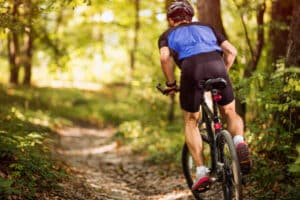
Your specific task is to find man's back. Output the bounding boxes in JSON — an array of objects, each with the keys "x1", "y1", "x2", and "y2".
[
  {"x1": 158, "y1": 22, "x2": 226, "y2": 65},
  {"x1": 168, "y1": 23, "x2": 223, "y2": 59}
]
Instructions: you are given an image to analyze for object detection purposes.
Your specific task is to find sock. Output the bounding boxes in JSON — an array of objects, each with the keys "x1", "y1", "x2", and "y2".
[
  {"x1": 233, "y1": 135, "x2": 244, "y2": 147},
  {"x1": 196, "y1": 166, "x2": 208, "y2": 177}
]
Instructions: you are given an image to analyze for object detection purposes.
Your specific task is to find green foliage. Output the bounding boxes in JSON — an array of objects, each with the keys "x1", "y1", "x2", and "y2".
[
  {"x1": 235, "y1": 67, "x2": 300, "y2": 198},
  {"x1": 288, "y1": 144, "x2": 300, "y2": 174},
  {"x1": 0, "y1": 86, "x2": 68, "y2": 199},
  {"x1": 0, "y1": 121, "x2": 62, "y2": 199},
  {"x1": 0, "y1": 178, "x2": 15, "y2": 196}
]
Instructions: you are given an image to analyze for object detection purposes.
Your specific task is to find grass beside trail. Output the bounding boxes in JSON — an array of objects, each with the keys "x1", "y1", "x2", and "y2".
[{"x1": 0, "y1": 83, "x2": 184, "y2": 199}]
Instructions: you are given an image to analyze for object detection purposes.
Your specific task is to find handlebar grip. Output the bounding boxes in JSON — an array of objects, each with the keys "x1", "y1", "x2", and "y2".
[
  {"x1": 156, "y1": 83, "x2": 179, "y2": 95},
  {"x1": 156, "y1": 83, "x2": 167, "y2": 94}
]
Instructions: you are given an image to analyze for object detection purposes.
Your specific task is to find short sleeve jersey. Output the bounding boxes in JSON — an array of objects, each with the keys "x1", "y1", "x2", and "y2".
[{"x1": 158, "y1": 22, "x2": 226, "y2": 67}]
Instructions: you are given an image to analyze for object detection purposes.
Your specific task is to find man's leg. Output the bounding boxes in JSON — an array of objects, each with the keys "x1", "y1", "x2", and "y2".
[
  {"x1": 218, "y1": 100, "x2": 243, "y2": 137},
  {"x1": 183, "y1": 111, "x2": 203, "y2": 166},
  {"x1": 183, "y1": 110, "x2": 210, "y2": 190},
  {"x1": 219, "y1": 100, "x2": 252, "y2": 174}
]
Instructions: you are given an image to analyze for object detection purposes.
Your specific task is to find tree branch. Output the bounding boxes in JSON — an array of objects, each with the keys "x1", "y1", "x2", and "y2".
[
  {"x1": 244, "y1": 1, "x2": 266, "y2": 77},
  {"x1": 232, "y1": 0, "x2": 254, "y2": 59}
]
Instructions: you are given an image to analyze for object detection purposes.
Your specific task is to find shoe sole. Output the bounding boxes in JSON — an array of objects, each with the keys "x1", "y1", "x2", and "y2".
[
  {"x1": 237, "y1": 144, "x2": 252, "y2": 174},
  {"x1": 192, "y1": 177, "x2": 211, "y2": 191}
]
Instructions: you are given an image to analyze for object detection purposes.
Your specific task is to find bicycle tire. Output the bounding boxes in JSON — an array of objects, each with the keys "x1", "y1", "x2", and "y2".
[
  {"x1": 217, "y1": 130, "x2": 242, "y2": 200},
  {"x1": 182, "y1": 134, "x2": 209, "y2": 200}
]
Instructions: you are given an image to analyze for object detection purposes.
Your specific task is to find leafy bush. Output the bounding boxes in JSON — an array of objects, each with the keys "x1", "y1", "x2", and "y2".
[
  {"x1": 0, "y1": 127, "x2": 63, "y2": 199},
  {"x1": 235, "y1": 68, "x2": 300, "y2": 198},
  {"x1": 0, "y1": 86, "x2": 66, "y2": 199}
]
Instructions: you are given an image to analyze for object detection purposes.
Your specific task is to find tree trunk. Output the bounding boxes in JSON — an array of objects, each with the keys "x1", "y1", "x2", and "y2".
[
  {"x1": 197, "y1": 0, "x2": 226, "y2": 35},
  {"x1": 23, "y1": 0, "x2": 33, "y2": 85},
  {"x1": 129, "y1": 0, "x2": 140, "y2": 77},
  {"x1": 244, "y1": 2, "x2": 266, "y2": 78},
  {"x1": 23, "y1": 28, "x2": 33, "y2": 85},
  {"x1": 269, "y1": 0, "x2": 294, "y2": 68},
  {"x1": 286, "y1": 2, "x2": 300, "y2": 67},
  {"x1": 8, "y1": 0, "x2": 21, "y2": 85},
  {"x1": 285, "y1": 1, "x2": 299, "y2": 142},
  {"x1": 8, "y1": 32, "x2": 20, "y2": 84}
]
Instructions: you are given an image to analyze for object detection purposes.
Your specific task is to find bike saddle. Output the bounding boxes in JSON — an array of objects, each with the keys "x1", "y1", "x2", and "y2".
[{"x1": 204, "y1": 78, "x2": 227, "y2": 91}]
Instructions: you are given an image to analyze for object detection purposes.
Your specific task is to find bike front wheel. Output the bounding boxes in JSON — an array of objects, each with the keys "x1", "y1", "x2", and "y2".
[{"x1": 217, "y1": 130, "x2": 242, "y2": 200}]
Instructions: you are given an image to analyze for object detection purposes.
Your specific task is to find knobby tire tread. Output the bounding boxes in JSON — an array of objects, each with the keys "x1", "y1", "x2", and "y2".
[{"x1": 218, "y1": 130, "x2": 242, "y2": 200}]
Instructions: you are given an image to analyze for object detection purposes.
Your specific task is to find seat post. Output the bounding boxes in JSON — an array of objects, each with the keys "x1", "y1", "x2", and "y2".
[{"x1": 212, "y1": 89, "x2": 219, "y2": 117}]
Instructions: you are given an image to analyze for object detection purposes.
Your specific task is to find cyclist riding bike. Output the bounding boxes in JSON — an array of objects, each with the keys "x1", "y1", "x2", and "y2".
[{"x1": 158, "y1": 0, "x2": 252, "y2": 191}]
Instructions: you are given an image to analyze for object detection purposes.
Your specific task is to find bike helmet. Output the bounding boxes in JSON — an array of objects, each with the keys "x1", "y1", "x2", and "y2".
[{"x1": 167, "y1": 0, "x2": 194, "y2": 22}]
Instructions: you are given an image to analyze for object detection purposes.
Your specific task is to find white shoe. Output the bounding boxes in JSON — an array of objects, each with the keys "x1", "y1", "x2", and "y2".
[{"x1": 192, "y1": 168, "x2": 211, "y2": 191}]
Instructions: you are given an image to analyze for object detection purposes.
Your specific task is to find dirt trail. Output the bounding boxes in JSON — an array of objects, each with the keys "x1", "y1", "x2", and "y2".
[
  {"x1": 51, "y1": 126, "x2": 194, "y2": 200},
  {"x1": 47, "y1": 126, "x2": 253, "y2": 200}
]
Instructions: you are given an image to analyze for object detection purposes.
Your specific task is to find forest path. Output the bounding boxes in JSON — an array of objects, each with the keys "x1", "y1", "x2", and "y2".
[
  {"x1": 51, "y1": 126, "x2": 195, "y2": 200},
  {"x1": 48, "y1": 126, "x2": 253, "y2": 200}
]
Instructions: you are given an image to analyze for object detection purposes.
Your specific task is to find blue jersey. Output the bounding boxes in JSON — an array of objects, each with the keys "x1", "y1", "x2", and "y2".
[{"x1": 158, "y1": 22, "x2": 226, "y2": 66}]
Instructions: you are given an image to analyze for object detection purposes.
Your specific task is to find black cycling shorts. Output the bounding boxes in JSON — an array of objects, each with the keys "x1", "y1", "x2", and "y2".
[{"x1": 179, "y1": 51, "x2": 234, "y2": 113}]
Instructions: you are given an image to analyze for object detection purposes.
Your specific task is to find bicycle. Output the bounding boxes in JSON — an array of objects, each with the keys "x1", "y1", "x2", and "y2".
[{"x1": 157, "y1": 77, "x2": 243, "y2": 200}]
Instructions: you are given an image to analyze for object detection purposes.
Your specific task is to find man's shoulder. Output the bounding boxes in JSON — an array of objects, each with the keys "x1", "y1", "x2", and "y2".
[
  {"x1": 158, "y1": 27, "x2": 176, "y2": 44},
  {"x1": 189, "y1": 22, "x2": 214, "y2": 29},
  {"x1": 159, "y1": 29, "x2": 169, "y2": 38},
  {"x1": 158, "y1": 28, "x2": 173, "y2": 48},
  {"x1": 159, "y1": 26, "x2": 177, "y2": 37},
  {"x1": 189, "y1": 22, "x2": 226, "y2": 41}
]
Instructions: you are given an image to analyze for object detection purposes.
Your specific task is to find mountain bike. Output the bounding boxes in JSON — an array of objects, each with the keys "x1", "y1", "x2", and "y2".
[{"x1": 157, "y1": 78, "x2": 243, "y2": 200}]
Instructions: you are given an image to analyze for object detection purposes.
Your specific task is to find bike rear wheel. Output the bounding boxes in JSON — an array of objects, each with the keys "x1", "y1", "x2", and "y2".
[{"x1": 217, "y1": 130, "x2": 242, "y2": 200}]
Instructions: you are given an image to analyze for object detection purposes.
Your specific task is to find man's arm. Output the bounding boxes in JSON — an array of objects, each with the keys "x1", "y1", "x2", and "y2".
[
  {"x1": 160, "y1": 46, "x2": 175, "y2": 84},
  {"x1": 220, "y1": 40, "x2": 237, "y2": 71}
]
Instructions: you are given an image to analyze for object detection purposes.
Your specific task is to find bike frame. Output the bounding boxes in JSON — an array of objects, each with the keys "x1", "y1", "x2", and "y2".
[
  {"x1": 199, "y1": 89, "x2": 224, "y2": 177},
  {"x1": 157, "y1": 78, "x2": 243, "y2": 199}
]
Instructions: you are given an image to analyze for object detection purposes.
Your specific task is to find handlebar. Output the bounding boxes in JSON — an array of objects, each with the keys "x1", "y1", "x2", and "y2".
[{"x1": 156, "y1": 83, "x2": 180, "y2": 95}]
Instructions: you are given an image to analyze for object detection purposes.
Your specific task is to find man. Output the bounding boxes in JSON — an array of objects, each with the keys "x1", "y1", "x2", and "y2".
[{"x1": 158, "y1": 0, "x2": 252, "y2": 190}]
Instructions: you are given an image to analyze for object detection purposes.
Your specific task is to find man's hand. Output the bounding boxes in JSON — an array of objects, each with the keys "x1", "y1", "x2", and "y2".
[
  {"x1": 164, "y1": 85, "x2": 179, "y2": 96},
  {"x1": 156, "y1": 82, "x2": 179, "y2": 95},
  {"x1": 220, "y1": 40, "x2": 237, "y2": 71},
  {"x1": 164, "y1": 80, "x2": 179, "y2": 95}
]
